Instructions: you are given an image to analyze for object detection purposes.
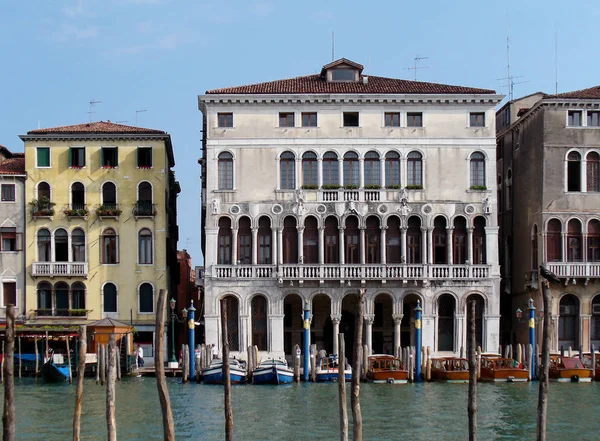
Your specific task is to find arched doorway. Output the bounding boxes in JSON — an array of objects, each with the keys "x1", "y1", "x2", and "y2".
[
  {"x1": 558, "y1": 294, "x2": 579, "y2": 350},
  {"x1": 438, "y1": 294, "x2": 456, "y2": 351},
  {"x1": 251, "y1": 295, "x2": 268, "y2": 351},
  {"x1": 591, "y1": 295, "x2": 600, "y2": 349},
  {"x1": 283, "y1": 294, "x2": 303, "y2": 356},
  {"x1": 311, "y1": 294, "x2": 333, "y2": 354},
  {"x1": 341, "y1": 294, "x2": 358, "y2": 361},
  {"x1": 401, "y1": 294, "x2": 421, "y2": 348},
  {"x1": 373, "y1": 294, "x2": 394, "y2": 354},
  {"x1": 466, "y1": 294, "x2": 484, "y2": 350},
  {"x1": 222, "y1": 295, "x2": 239, "y2": 351}
]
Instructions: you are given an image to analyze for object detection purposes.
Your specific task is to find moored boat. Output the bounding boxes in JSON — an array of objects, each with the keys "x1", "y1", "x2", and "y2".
[
  {"x1": 429, "y1": 357, "x2": 469, "y2": 383},
  {"x1": 366, "y1": 354, "x2": 408, "y2": 384},
  {"x1": 480, "y1": 354, "x2": 528, "y2": 382},
  {"x1": 549, "y1": 355, "x2": 593, "y2": 382},
  {"x1": 252, "y1": 359, "x2": 294, "y2": 384},
  {"x1": 202, "y1": 358, "x2": 247, "y2": 384},
  {"x1": 580, "y1": 352, "x2": 600, "y2": 381},
  {"x1": 315, "y1": 355, "x2": 351, "y2": 382},
  {"x1": 41, "y1": 360, "x2": 70, "y2": 383}
]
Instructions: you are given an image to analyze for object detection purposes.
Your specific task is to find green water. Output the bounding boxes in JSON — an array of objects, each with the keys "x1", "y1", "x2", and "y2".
[{"x1": 9, "y1": 378, "x2": 600, "y2": 440}]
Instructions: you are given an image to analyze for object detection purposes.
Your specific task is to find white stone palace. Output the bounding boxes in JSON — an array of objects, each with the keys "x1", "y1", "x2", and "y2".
[{"x1": 198, "y1": 59, "x2": 504, "y2": 360}]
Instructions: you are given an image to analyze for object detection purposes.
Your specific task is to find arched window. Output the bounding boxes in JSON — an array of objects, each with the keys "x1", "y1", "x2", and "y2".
[
  {"x1": 54, "y1": 228, "x2": 68, "y2": 262},
  {"x1": 343, "y1": 152, "x2": 359, "y2": 187},
  {"x1": 567, "y1": 151, "x2": 581, "y2": 192},
  {"x1": 103, "y1": 283, "x2": 117, "y2": 313},
  {"x1": 303, "y1": 217, "x2": 318, "y2": 264},
  {"x1": 559, "y1": 294, "x2": 579, "y2": 350},
  {"x1": 101, "y1": 228, "x2": 119, "y2": 264},
  {"x1": 71, "y1": 182, "x2": 85, "y2": 209},
  {"x1": 470, "y1": 152, "x2": 485, "y2": 188},
  {"x1": 365, "y1": 216, "x2": 380, "y2": 263},
  {"x1": 364, "y1": 151, "x2": 380, "y2": 187},
  {"x1": 38, "y1": 182, "x2": 51, "y2": 200},
  {"x1": 139, "y1": 228, "x2": 153, "y2": 264},
  {"x1": 218, "y1": 152, "x2": 233, "y2": 190},
  {"x1": 592, "y1": 295, "x2": 600, "y2": 348},
  {"x1": 473, "y1": 216, "x2": 487, "y2": 264},
  {"x1": 282, "y1": 216, "x2": 298, "y2": 264},
  {"x1": 223, "y1": 295, "x2": 239, "y2": 351},
  {"x1": 72, "y1": 228, "x2": 86, "y2": 262},
  {"x1": 280, "y1": 151, "x2": 295, "y2": 190},
  {"x1": 433, "y1": 216, "x2": 447, "y2": 264},
  {"x1": 37, "y1": 282, "x2": 52, "y2": 315},
  {"x1": 386, "y1": 216, "x2": 401, "y2": 263},
  {"x1": 238, "y1": 217, "x2": 252, "y2": 264},
  {"x1": 54, "y1": 282, "x2": 69, "y2": 315},
  {"x1": 71, "y1": 282, "x2": 86, "y2": 310},
  {"x1": 588, "y1": 220, "x2": 600, "y2": 262},
  {"x1": 322, "y1": 151, "x2": 339, "y2": 186},
  {"x1": 587, "y1": 151, "x2": 600, "y2": 192},
  {"x1": 385, "y1": 152, "x2": 400, "y2": 188},
  {"x1": 531, "y1": 225, "x2": 538, "y2": 269},
  {"x1": 453, "y1": 217, "x2": 467, "y2": 264},
  {"x1": 546, "y1": 219, "x2": 562, "y2": 262},
  {"x1": 302, "y1": 152, "x2": 318, "y2": 187},
  {"x1": 407, "y1": 151, "x2": 423, "y2": 187},
  {"x1": 101, "y1": 182, "x2": 117, "y2": 208},
  {"x1": 567, "y1": 219, "x2": 582, "y2": 262},
  {"x1": 258, "y1": 216, "x2": 272, "y2": 264},
  {"x1": 438, "y1": 294, "x2": 455, "y2": 351},
  {"x1": 251, "y1": 295, "x2": 268, "y2": 350},
  {"x1": 324, "y1": 216, "x2": 339, "y2": 264},
  {"x1": 344, "y1": 216, "x2": 360, "y2": 264},
  {"x1": 139, "y1": 283, "x2": 154, "y2": 313},
  {"x1": 138, "y1": 181, "x2": 152, "y2": 202},
  {"x1": 37, "y1": 228, "x2": 51, "y2": 262},
  {"x1": 407, "y1": 216, "x2": 422, "y2": 264},
  {"x1": 217, "y1": 217, "x2": 232, "y2": 264},
  {"x1": 466, "y1": 295, "x2": 484, "y2": 349}
]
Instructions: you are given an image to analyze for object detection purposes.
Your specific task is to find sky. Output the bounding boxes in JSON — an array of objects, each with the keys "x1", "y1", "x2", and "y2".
[{"x1": 1, "y1": 0, "x2": 598, "y2": 266}]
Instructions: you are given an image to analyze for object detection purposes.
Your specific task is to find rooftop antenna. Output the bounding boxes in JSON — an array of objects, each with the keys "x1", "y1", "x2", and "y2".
[
  {"x1": 554, "y1": 29, "x2": 558, "y2": 94},
  {"x1": 135, "y1": 109, "x2": 147, "y2": 125},
  {"x1": 331, "y1": 31, "x2": 335, "y2": 61},
  {"x1": 87, "y1": 99, "x2": 101, "y2": 122},
  {"x1": 405, "y1": 56, "x2": 429, "y2": 81},
  {"x1": 497, "y1": 36, "x2": 528, "y2": 100},
  {"x1": 115, "y1": 120, "x2": 128, "y2": 124}
]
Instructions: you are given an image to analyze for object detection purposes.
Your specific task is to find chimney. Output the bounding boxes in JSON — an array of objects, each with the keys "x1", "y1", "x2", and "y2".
[{"x1": 362, "y1": 76, "x2": 369, "y2": 85}]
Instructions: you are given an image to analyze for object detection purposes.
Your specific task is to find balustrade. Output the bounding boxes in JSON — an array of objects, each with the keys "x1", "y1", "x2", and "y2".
[{"x1": 32, "y1": 262, "x2": 88, "y2": 277}]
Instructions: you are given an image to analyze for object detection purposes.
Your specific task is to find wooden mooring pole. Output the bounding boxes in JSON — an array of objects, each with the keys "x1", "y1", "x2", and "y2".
[
  {"x1": 338, "y1": 333, "x2": 348, "y2": 441},
  {"x1": 18, "y1": 335, "x2": 21, "y2": 381},
  {"x1": 106, "y1": 334, "x2": 117, "y2": 441},
  {"x1": 66, "y1": 335, "x2": 73, "y2": 384},
  {"x1": 537, "y1": 278, "x2": 553, "y2": 441},
  {"x1": 221, "y1": 298, "x2": 234, "y2": 441},
  {"x1": 73, "y1": 325, "x2": 87, "y2": 441},
  {"x1": 468, "y1": 300, "x2": 478, "y2": 441},
  {"x1": 2, "y1": 305, "x2": 16, "y2": 441},
  {"x1": 155, "y1": 289, "x2": 175, "y2": 441},
  {"x1": 352, "y1": 289, "x2": 365, "y2": 441},
  {"x1": 34, "y1": 336, "x2": 39, "y2": 382},
  {"x1": 294, "y1": 344, "x2": 300, "y2": 383}
]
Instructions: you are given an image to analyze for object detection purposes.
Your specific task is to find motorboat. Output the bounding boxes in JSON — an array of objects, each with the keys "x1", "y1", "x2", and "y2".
[
  {"x1": 580, "y1": 352, "x2": 600, "y2": 381},
  {"x1": 366, "y1": 354, "x2": 408, "y2": 384},
  {"x1": 201, "y1": 358, "x2": 247, "y2": 384},
  {"x1": 549, "y1": 355, "x2": 593, "y2": 382},
  {"x1": 429, "y1": 357, "x2": 470, "y2": 383},
  {"x1": 315, "y1": 355, "x2": 351, "y2": 382},
  {"x1": 480, "y1": 353, "x2": 528, "y2": 382},
  {"x1": 252, "y1": 358, "x2": 294, "y2": 384}
]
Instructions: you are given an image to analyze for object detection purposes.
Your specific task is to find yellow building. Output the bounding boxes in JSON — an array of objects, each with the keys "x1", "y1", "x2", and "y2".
[{"x1": 20, "y1": 121, "x2": 179, "y2": 357}]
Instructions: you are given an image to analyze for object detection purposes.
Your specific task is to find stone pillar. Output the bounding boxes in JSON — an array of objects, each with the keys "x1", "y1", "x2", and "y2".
[
  {"x1": 401, "y1": 227, "x2": 407, "y2": 263},
  {"x1": 422, "y1": 314, "x2": 436, "y2": 351},
  {"x1": 298, "y1": 227, "x2": 304, "y2": 263},
  {"x1": 421, "y1": 227, "x2": 428, "y2": 265},
  {"x1": 276, "y1": 157, "x2": 281, "y2": 190},
  {"x1": 204, "y1": 314, "x2": 220, "y2": 350},
  {"x1": 205, "y1": 228, "x2": 219, "y2": 275},
  {"x1": 359, "y1": 158, "x2": 365, "y2": 189},
  {"x1": 581, "y1": 314, "x2": 591, "y2": 352},
  {"x1": 485, "y1": 226, "x2": 500, "y2": 276},
  {"x1": 338, "y1": 158, "x2": 344, "y2": 186},
  {"x1": 317, "y1": 158, "x2": 323, "y2": 188},
  {"x1": 379, "y1": 158, "x2": 386, "y2": 188},
  {"x1": 380, "y1": 226, "x2": 387, "y2": 265},
  {"x1": 269, "y1": 313, "x2": 285, "y2": 356},
  {"x1": 67, "y1": 233, "x2": 73, "y2": 263},
  {"x1": 318, "y1": 227, "x2": 325, "y2": 264},
  {"x1": 251, "y1": 227, "x2": 258, "y2": 265},
  {"x1": 427, "y1": 228, "x2": 433, "y2": 265},
  {"x1": 240, "y1": 314, "x2": 250, "y2": 353},
  {"x1": 582, "y1": 233, "x2": 588, "y2": 263},
  {"x1": 272, "y1": 228, "x2": 278, "y2": 265},
  {"x1": 541, "y1": 232, "x2": 547, "y2": 263},
  {"x1": 51, "y1": 234, "x2": 56, "y2": 262},
  {"x1": 277, "y1": 228, "x2": 283, "y2": 265},
  {"x1": 455, "y1": 313, "x2": 465, "y2": 354},
  {"x1": 393, "y1": 314, "x2": 403, "y2": 357},
  {"x1": 467, "y1": 227, "x2": 474, "y2": 264},
  {"x1": 364, "y1": 316, "x2": 374, "y2": 355},
  {"x1": 562, "y1": 232, "x2": 567, "y2": 262},
  {"x1": 295, "y1": 157, "x2": 301, "y2": 190},
  {"x1": 360, "y1": 227, "x2": 366, "y2": 265},
  {"x1": 339, "y1": 228, "x2": 345, "y2": 265},
  {"x1": 484, "y1": 314, "x2": 501, "y2": 353},
  {"x1": 446, "y1": 227, "x2": 453, "y2": 264},
  {"x1": 231, "y1": 228, "x2": 238, "y2": 265},
  {"x1": 332, "y1": 315, "x2": 341, "y2": 355}
]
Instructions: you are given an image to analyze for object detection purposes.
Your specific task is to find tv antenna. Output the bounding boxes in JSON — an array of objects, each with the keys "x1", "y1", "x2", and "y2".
[
  {"x1": 497, "y1": 37, "x2": 528, "y2": 100},
  {"x1": 405, "y1": 56, "x2": 429, "y2": 81},
  {"x1": 331, "y1": 31, "x2": 335, "y2": 61},
  {"x1": 135, "y1": 109, "x2": 147, "y2": 125},
  {"x1": 87, "y1": 99, "x2": 102, "y2": 122}
]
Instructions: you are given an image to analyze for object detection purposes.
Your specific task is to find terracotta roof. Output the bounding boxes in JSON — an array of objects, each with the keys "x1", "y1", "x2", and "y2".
[
  {"x1": 545, "y1": 85, "x2": 600, "y2": 100},
  {"x1": 27, "y1": 121, "x2": 167, "y2": 135},
  {"x1": 206, "y1": 74, "x2": 495, "y2": 95},
  {"x1": 0, "y1": 157, "x2": 25, "y2": 175}
]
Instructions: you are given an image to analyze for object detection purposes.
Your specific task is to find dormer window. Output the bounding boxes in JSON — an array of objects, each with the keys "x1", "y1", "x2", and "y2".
[
  {"x1": 331, "y1": 69, "x2": 355, "y2": 82},
  {"x1": 322, "y1": 58, "x2": 363, "y2": 83}
]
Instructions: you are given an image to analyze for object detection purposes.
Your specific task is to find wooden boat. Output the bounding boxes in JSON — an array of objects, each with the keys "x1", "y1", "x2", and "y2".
[
  {"x1": 315, "y1": 355, "x2": 351, "y2": 382},
  {"x1": 366, "y1": 354, "x2": 408, "y2": 384},
  {"x1": 429, "y1": 357, "x2": 469, "y2": 383},
  {"x1": 252, "y1": 359, "x2": 294, "y2": 385},
  {"x1": 479, "y1": 354, "x2": 528, "y2": 382},
  {"x1": 580, "y1": 353, "x2": 600, "y2": 381},
  {"x1": 41, "y1": 360, "x2": 70, "y2": 383},
  {"x1": 549, "y1": 355, "x2": 593, "y2": 382},
  {"x1": 201, "y1": 358, "x2": 247, "y2": 384}
]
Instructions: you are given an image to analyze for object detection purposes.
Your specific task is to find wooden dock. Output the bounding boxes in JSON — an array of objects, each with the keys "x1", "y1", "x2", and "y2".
[{"x1": 133, "y1": 366, "x2": 183, "y2": 377}]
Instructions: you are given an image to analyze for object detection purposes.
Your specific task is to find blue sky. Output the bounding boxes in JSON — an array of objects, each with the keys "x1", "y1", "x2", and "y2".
[{"x1": 1, "y1": 0, "x2": 598, "y2": 265}]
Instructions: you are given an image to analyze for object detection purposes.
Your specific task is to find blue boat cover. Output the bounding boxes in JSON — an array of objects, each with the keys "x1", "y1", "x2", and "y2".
[{"x1": 15, "y1": 354, "x2": 40, "y2": 362}]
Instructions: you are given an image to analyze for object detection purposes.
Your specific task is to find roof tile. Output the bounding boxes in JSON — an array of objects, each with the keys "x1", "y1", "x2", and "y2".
[
  {"x1": 0, "y1": 157, "x2": 25, "y2": 175},
  {"x1": 27, "y1": 121, "x2": 167, "y2": 135},
  {"x1": 545, "y1": 86, "x2": 600, "y2": 100}
]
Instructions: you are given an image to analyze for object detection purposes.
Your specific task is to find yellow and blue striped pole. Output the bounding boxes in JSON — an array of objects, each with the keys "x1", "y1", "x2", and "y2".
[
  {"x1": 303, "y1": 299, "x2": 311, "y2": 382},
  {"x1": 415, "y1": 300, "x2": 422, "y2": 382},
  {"x1": 528, "y1": 298, "x2": 536, "y2": 380}
]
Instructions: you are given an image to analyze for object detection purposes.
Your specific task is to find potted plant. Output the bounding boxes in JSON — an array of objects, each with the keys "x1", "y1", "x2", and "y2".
[
  {"x1": 470, "y1": 185, "x2": 487, "y2": 191},
  {"x1": 405, "y1": 184, "x2": 424, "y2": 190},
  {"x1": 96, "y1": 205, "x2": 122, "y2": 217},
  {"x1": 63, "y1": 207, "x2": 89, "y2": 218},
  {"x1": 364, "y1": 184, "x2": 381, "y2": 189},
  {"x1": 301, "y1": 184, "x2": 319, "y2": 190},
  {"x1": 343, "y1": 184, "x2": 359, "y2": 189},
  {"x1": 29, "y1": 196, "x2": 56, "y2": 217},
  {"x1": 322, "y1": 184, "x2": 341, "y2": 190},
  {"x1": 68, "y1": 309, "x2": 89, "y2": 317},
  {"x1": 385, "y1": 184, "x2": 401, "y2": 189}
]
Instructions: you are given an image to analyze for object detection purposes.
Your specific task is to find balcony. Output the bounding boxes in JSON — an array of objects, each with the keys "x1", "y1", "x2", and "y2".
[
  {"x1": 96, "y1": 203, "x2": 121, "y2": 220},
  {"x1": 63, "y1": 204, "x2": 89, "y2": 219},
  {"x1": 32, "y1": 262, "x2": 88, "y2": 278},
  {"x1": 212, "y1": 263, "x2": 491, "y2": 282},
  {"x1": 35, "y1": 309, "x2": 88, "y2": 318},
  {"x1": 133, "y1": 201, "x2": 156, "y2": 218},
  {"x1": 546, "y1": 263, "x2": 600, "y2": 280}
]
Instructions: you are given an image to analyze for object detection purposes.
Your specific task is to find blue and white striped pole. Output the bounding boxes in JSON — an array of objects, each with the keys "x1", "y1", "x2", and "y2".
[{"x1": 188, "y1": 300, "x2": 196, "y2": 381}]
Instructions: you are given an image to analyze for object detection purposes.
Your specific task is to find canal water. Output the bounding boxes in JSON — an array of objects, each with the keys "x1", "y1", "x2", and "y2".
[{"x1": 9, "y1": 378, "x2": 600, "y2": 440}]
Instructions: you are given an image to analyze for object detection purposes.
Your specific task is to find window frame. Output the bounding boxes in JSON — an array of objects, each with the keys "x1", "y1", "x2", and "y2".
[
  {"x1": 568, "y1": 110, "x2": 583, "y2": 127},
  {"x1": 587, "y1": 111, "x2": 600, "y2": 127},
  {"x1": 469, "y1": 112, "x2": 486, "y2": 128},
  {"x1": 138, "y1": 228, "x2": 154, "y2": 265},
  {"x1": 384, "y1": 112, "x2": 400, "y2": 127},
  {"x1": 0, "y1": 228, "x2": 22, "y2": 252},
  {"x1": 407, "y1": 151, "x2": 423, "y2": 187},
  {"x1": 302, "y1": 152, "x2": 318, "y2": 187},
  {"x1": 217, "y1": 151, "x2": 234, "y2": 190},
  {"x1": 1, "y1": 184, "x2": 16, "y2": 202},
  {"x1": 1, "y1": 280, "x2": 17, "y2": 308},
  {"x1": 101, "y1": 146, "x2": 119, "y2": 169},
  {"x1": 278, "y1": 112, "x2": 295, "y2": 128},
  {"x1": 138, "y1": 282, "x2": 155, "y2": 314},
  {"x1": 69, "y1": 146, "x2": 86, "y2": 168},
  {"x1": 101, "y1": 228, "x2": 119, "y2": 265},
  {"x1": 407, "y1": 112, "x2": 423, "y2": 128},
  {"x1": 137, "y1": 146, "x2": 153, "y2": 169},
  {"x1": 343, "y1": 112, "x2": 360, "y2": 127},
  {"x1": 279, "y1": 151, "x2": 296, "y2": 190},
  {"x1": 217, "y1": 112, "x2": 234, "y2": 128},
  {"x1": 102, "y1": 282, "x2": 118, "y2": 313},
  {"x1": 36, "y1": 147, "x2": 51, "y2": 168},
  {"x1": 301, "y1": 112, "x2": 317, "y2": 127},
  {"x1": 470, "y1": 152, "x2": 486, "y2": 188}
]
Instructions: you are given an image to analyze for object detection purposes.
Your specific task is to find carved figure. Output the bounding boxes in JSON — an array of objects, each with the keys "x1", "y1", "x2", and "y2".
[
  {"x1": 399, "y1": 198, "x2": 411, "y2": 217},
  {"x1": 483, "y1": 197, "x2": 492, "y2": 214},
  {"x1": 211, "y1": 198, "x2": 220, "y2": 214}
]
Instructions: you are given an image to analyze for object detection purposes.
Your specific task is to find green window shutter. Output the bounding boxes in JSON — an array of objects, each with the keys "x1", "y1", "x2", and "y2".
[
  {"x1": 115, "y1": 148, "x2": 119, "y2": 167},
  {"x1": 68, "y1": 148, "x2": 72, "y2": 167},
  {"x1": 101, "y1": 148, "x2": 104, "y2": 167},
  {"x1": 81, "y1": 147, "x2": 86, "y2": 167},
  {"x1": 37, "y1": 148, "x2": 50, "y2": 167}
]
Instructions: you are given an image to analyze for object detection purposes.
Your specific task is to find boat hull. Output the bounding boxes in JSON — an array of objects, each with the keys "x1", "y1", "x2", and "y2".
[
  {"x1": 479, "y1": 368, "x2": 528, "y2": 382},
  {"x1": 368, "y1": 371, "x2": 408, "y2": 384},
  {"x1": 430, "y1": 370, "x2": 470, "y2": 383},
  {"x1": 549, "y1": 368, "x2": 593, "y2": 382},
  {"x1": 202, "y1": 366, "x2": 246, "y2": 384},
  {"x1": 253, "y1": 365, "x2": 294, "y2": 384},
  {"x1": 316, "y1": 370, "x2": 352, "y2": 382},
  {"x1": 41, "y1": 361, "x2": 70, "y2": 383}
]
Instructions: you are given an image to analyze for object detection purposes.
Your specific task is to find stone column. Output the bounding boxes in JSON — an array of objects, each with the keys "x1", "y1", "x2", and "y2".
[
  {"x1": 231, "y1": 228, "x2": 238, "y2": 265},
  {"x1": 276, "y1": 157, "x2": 281, "y2": 190},
  {"x1": 401, "y1": 227, "x2": 407, "y2": 263},
  {"x1": 364, "y1": 316, "x2": 374, "y2": 355},
  {"x1": 268, "y1": 314, "x2": 285, "y2": 356},
  {"x1": 317, "y1": 158, "x2": 323, "y2": 188},
  {"x1": 467, "y1": 227, "x2": 474, "y2": 264},
  {"x1": 427, "y1": 228, "x2": 433, "y2": 265},
  {"x1": 447, "y1": 227, "x2": 453, "y2": 264},
  {"x1": 272, "y1": 228, "x2": 278, "y2": 265},
  {"x1": 298, "y1": 227, "x2": 304, "y2": 263},
  {"x1": 380, "y1": 226, "x2": 387, "y2": 265},
  {"x1": 379, "y1": 158, "x2": 386, "y2": 188},
  {"x1": 251, "y1": 227, "x2": 258, "y2": 265},
  {"x1": 582, "y1": 233, "x2": 588, "y2": 263},
  {"x1": 205, "y1": 228, "x2": 219, "y2": 275},
  {"x1": 338, "y1": 158, "x2": 344, "y2": 186},
  {"x1": 239, "y1": 314, "x2": 250, "y2": 353},
  {"x1": 360, "y1": 227, "x2": 366, "y2": 265},
  {"x1": 339, "y1": 228, "x2": 345, "y2": 265},
  {"x1": 295, "y1": 157, "x2": 301, "y2": 190},
  {"x1": 51, "y1": 234, "x2": 56, "y2": 262},
  {"x1": 484, "y1": 314, "x2": 501, "y2": 353},
  {"x1": 332, "y1": 315, "x2": 341, "y2": 355},
  {"x1": 581, "y1": 314, "x2": 591, "y2": 353},
  {"x1": 277, "y1": 228, "x2": 283, "y2": 265},
  {"x1": 359, "y1": 158, "x2": 365, "y2": 189},
  {"x1": 393, "y1": 314, "x2": 403, "y2": 357},
  {"x1": 318, "y1": 226, "x2": 325, "y2": 264},
  {"x1": 541, "y1": 232, "x2": 547, "y2": 263},
  {"x1": 421, "y1": 227, "x2": 428, "y2": 265},
  {"x1": 562, "y1": 232, "x2": 567, "y2": 262},
  {"x1": 455, "y1": 313, "x2": 465, "y2": 355},
  {"x1": 67, "y1": 233, "x2": 73, "y2": 263},
  {"x1": 485, "y1": 226, "x2": 500, "y2": 276}
]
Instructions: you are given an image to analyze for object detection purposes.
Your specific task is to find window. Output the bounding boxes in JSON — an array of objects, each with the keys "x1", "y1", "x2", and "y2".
[
  {"x1": 384, "y1": 112, "x2": 400, "y2": 127},
  {"x1": 0, "y1": 228, "x2": 21, "y2": 252},
  {"x1": 470, "y1": 152, "x2": 486, "y2": 188},
  {"x1": 324, "y1": 217, "x2": 338, "y2": 264},
  {"x1": 568, "y1": 110, "x2": 582, "y2": 127},
  {"x1": 282, "y1": 216, "x2": 298, "y2": 264},
  {"x1": 407, "y1": 151, "x2": 423, "y2": 187},
  {"x1": 137, "y1": 182, "x2": 153, "y2": 215},
  {"x1": 137, "y1": 147, "x2": 153, "y2": 168},
  {"x1": 238, "y1": 217, "x2": 252, "y2": 264},
  {"x1": 71, "y1": 282, "x2": 86, "y2": 310},
  {"x1": 139, "y1": 228, "x2": 153, "y2": 264},
  {"x1": 54, "y1": 228, "x2": 68, "y2": 262},
  {"x1": 588, "y1": 220, "x2": 600, "y2": 262},
  {"x1": 139, "y1": 283, "x2": 154, "y2": 313},
  {"x1": 69, "y1": 147, "x2": 85, "y2": 168},
  {"x1": 385, "y1": 152, "x2": 400, "y2": 188},
  {"x1": 36, "y1": 147, "x2": 50, "y2": 167},
  {"x1": 344, "y1": 216, "x2": 360, "y2": 264},
  {"x1": 302, "y1": 152, "x2": 318, "y2": 187},
  {"x1": 101, "y1": 182, "x2": 117, "y2": 207},
  {"x1": 37, "y1": 229, "x2": 51, "y2": 261},
  {"x1": 2, "y1": 282, "x2": 16, "y2": 306},
  {"x1": 72, "y1": 228, "x2": 86, "y2": 262},
  {"x1": 343, "y1": 112, "x2": 359, "y2": 127},
  {"x1": 279, "y1": 112, "x2": 295, "y2": 127},
  {"x1": 470, "y1": 112, "x2": 485, "y2": 127},
  {"x1": 303, "y1": 217, "x2": 318, "y2": 264},
  {"x1": 302, "y1": 112, "x2": 317, "y2": 127},
  {"x1": 218, "y1": 217, "x2": 232, "y2": 264},
  {"x1": 588, "y1": 111, "x2": 600, "y2": 127},
  {"x1": 322, "y1": 151, "x2": 339, "y2": 186},
  {"x1": 567, "y1": 219, "x2": 583, "y2": 262},
  {"x1": 433, "y1": 216, "x2": 447, "y2": 264},
  {"x1": 280, "y1": 152, "x2": 295, "y2": 190},
  {"x1": 546, "y1": 219, "x2": 562, "y2": 262},
  {"x1": 587, "y1": 152, "x2": 600, "y2": 192},
  {"x1": 103, "y1": 283, "x2": 117, "y2": 313},
  {"x1": 343, "y1": 152, "x2": 359, "y2": 187},
  {"x1": 407, "y1": 216, "x2": 422, "y2": 264},
  {"x1": 101, "y1": 228, "x2": 119, "y2": 264},
  {"x1": 365, "y1": 216, "x2": 380, "y2": 264},
  {"x1": 453, "y1": 217, "x2": 467, "y2": 264},
  {"x1": 331, "y1": 69, "x2": 355, "y2": 81},
  {"x1": 258, "y1": 217, "x2": 272, "y2": 264},
  {"x1": 37, "y1": 182, "x2": 51, "y2": 200},
  {"x1": 54, "y1": 282, "x2": 69, "y2": 315},
  {"x1": 37, "y1": 282, "x2": 52, "y2": 312},
  {"x1": 71, "y1": 182, "x2": 85, "y2": 209},
  {"x1": 101, "y1": 147, "x2": 118, "y2": 168},
  {"x1": 364, "y1": 151, "x2": 380, "y2": 187},
  {"x1": 386, "y1": 217, "x2": 401, "y2": 263},
  {"x1": 407, "y1": 112, "x2": 423, "y2": 127},
  {"x1": 217, "y1": 113, "x2": 233, "y2": 128},
  {"x1": 473, "y1": 217, "x2": 487, "y2": 264},
  {"x1": 218, "y1": 152, "x2": 233, "y2": 190},
  {"x1": 251, "y1": 295, "x2": 268, "y2": 350},
  {"x1": 1, "y1": 184, "x2": 15, "y2": 202},
  {"x1": 567, "y1": 151, "x2": 582, "y2": 192}
]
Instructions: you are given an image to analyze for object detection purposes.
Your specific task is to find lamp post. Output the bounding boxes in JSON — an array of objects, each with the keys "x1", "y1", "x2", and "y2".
[
  {"x1": 188, "y1": 300, "x2": 196, "y2": 380},
  {"x1": 414, "y1": 300, "x2": 422, "y2": 382},
  {"x1": 168, "y1": 298, "x2": 188, "y2": 364}
]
